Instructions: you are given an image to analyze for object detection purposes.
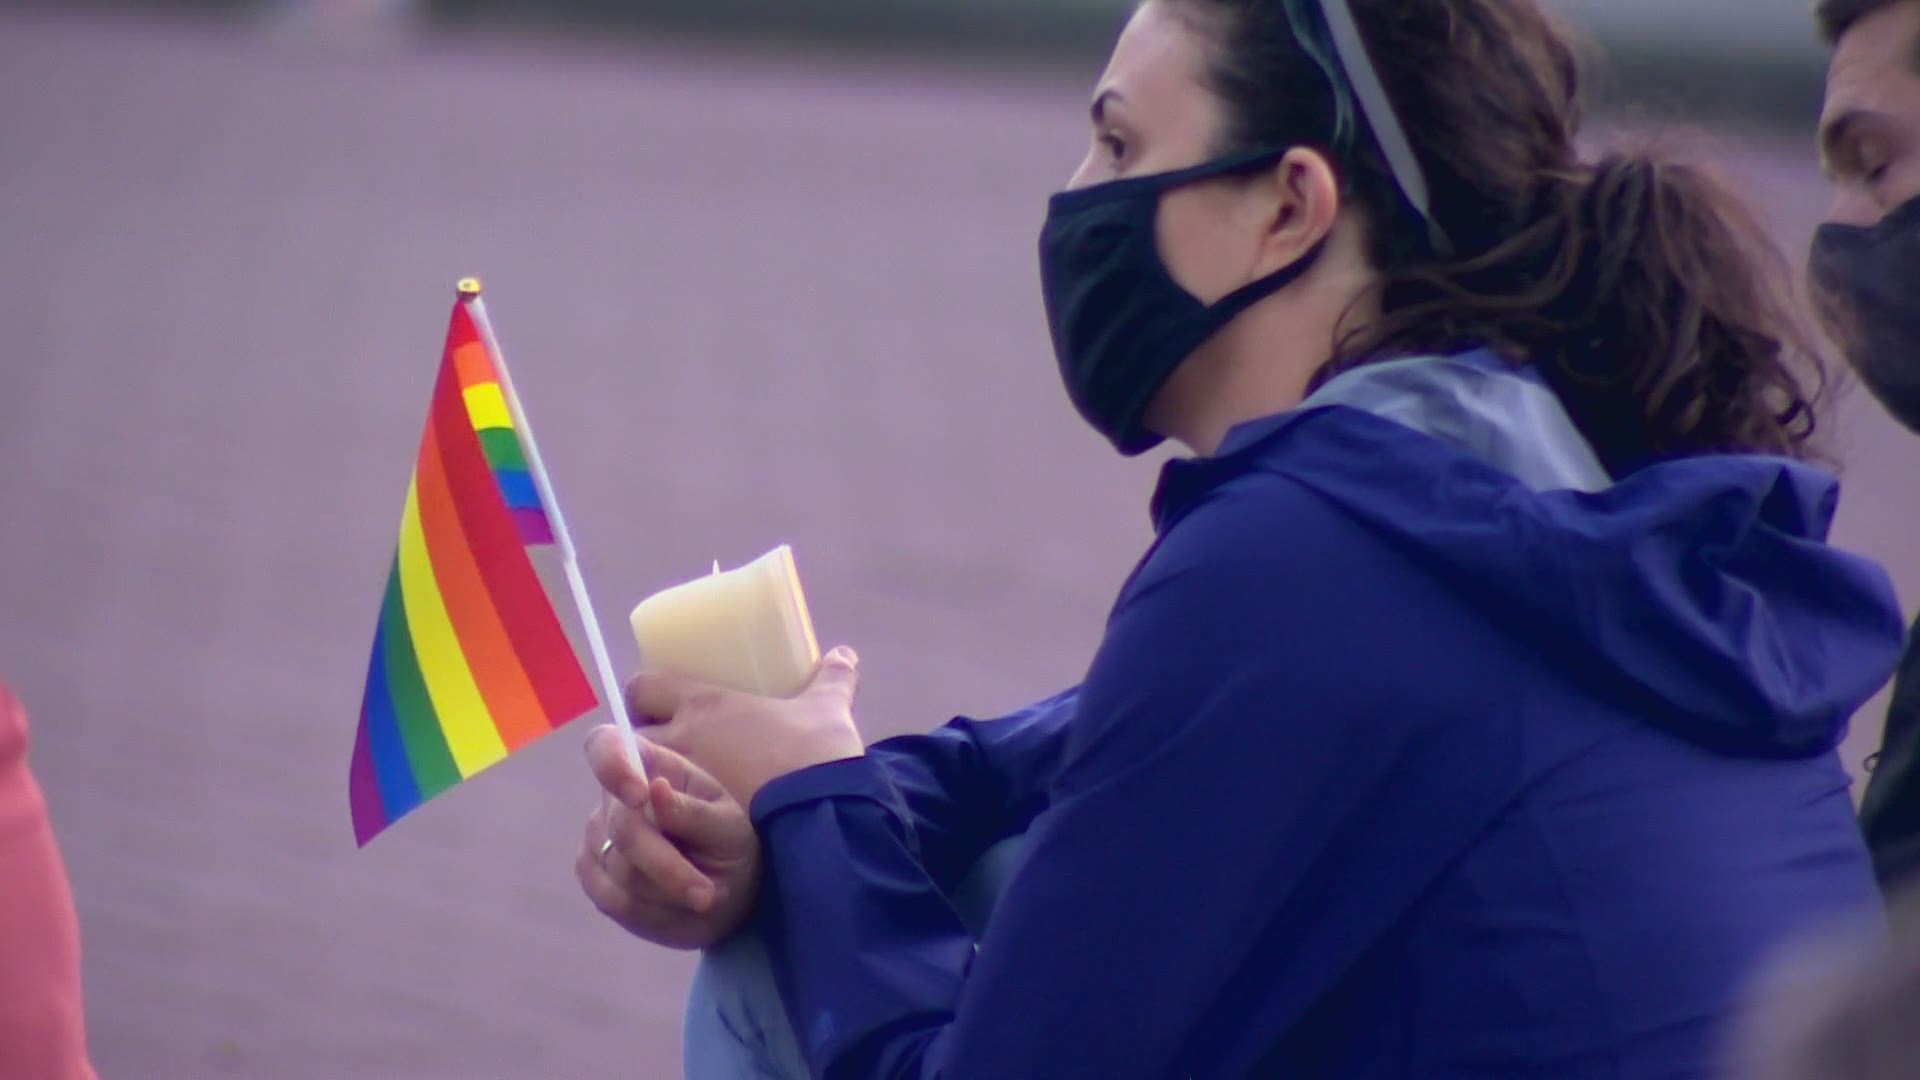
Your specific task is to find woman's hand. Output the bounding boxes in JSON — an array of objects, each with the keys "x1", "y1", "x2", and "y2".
[
  {"x1": 626, "y1": 646, "x2": 867, "y2": 810},
  {"x1": 576, "y1": 730, "x2": 761, "y2": 950}
]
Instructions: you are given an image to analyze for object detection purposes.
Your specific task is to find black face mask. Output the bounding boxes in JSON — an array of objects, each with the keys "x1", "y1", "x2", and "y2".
[
  {"x1": 1810, "y1": 193, "x2": 1920, "y2": 434},
  {"x1": 1038, "y1": 149, "x2": 1326, "y2": 455}
]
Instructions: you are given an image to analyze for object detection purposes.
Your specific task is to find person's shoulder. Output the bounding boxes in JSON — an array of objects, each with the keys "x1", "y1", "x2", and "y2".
[
  {"x1": 1159, "y1": 403, "x2": 1480, "y2": 528},
  {"x1": 1128, "y1": 409, "x2": 1513, "y2": 639},
  {"x1": 1150, "y1": 456, "x2": 1383, "y2": 582},
  {"x1": 1115, "y1": 471, "x2": 1420, "y2": 657}
]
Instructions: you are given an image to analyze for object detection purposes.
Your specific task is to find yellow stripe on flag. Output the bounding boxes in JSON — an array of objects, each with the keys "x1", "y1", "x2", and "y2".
[
  {"x1": 397, "y1": 479, "x2": 509, "y2": 776},
  {"x1": 462, "y1": 383, "x2": 513, "y2": 433}
]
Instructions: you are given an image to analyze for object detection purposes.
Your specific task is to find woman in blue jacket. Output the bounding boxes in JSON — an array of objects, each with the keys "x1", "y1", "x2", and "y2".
[{"x1": 578, "y1": 0, "x2": 1907, "y2": 1076}]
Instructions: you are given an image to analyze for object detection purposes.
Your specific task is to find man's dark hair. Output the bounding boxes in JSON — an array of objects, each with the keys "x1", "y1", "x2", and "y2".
[{"x1": 1816, "y1": 0, "x2": 1915, "y2": 45}]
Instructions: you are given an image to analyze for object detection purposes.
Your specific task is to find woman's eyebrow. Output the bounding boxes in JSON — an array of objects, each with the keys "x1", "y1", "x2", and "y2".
[{"x1": 1090, "y1": 88, "x2": 1126, "y2": 125}]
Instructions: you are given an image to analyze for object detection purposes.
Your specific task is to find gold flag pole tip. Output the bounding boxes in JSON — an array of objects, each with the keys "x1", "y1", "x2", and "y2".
[{"x1": 456, "y1": 277, "x2": 483, "y2": 298}]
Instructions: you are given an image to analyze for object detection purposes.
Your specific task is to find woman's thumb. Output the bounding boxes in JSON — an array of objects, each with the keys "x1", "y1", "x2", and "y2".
[{"x1": 807, "y1": 646, "x2": 860, "y2": 702}]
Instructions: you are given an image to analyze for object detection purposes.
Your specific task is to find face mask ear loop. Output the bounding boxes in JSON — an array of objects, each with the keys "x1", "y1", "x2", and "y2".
[{"x1": 1205, "y1": 239, "x2": 1330, "y2": 323}]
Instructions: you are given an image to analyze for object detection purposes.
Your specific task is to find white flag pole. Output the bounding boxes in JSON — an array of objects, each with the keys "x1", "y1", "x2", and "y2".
[{"x1": 455, "y1": 278, "x2": 645, "y2": 779}]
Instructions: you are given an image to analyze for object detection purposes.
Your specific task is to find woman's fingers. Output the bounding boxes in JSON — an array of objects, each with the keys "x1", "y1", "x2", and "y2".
[
  {"x1": 606, "y1": 804, "x2": 716, "y2": 911},
  {"x1": 644, "y1": 713, "x2": 690, "y2": 752},
  {"x1": 642, "y1": 717, "x2": 720, "y2": 781},
  {"x1": 576, "y1": 843, "x2": 709, "y2": 934},
  {"x1": 590, "y1": 724, "x2": 734, "y2": 810},
  {"x1": 581, "y1": 805, "x2": 715, "y2": 912},
  {"x1": 636, "y1": 737, "x2": 692, "y2": 791},
  {"x1": 648, "y1": 776, "x2": 744, "y2": 852},
  {"x1": 584, "y1": 726, "x2": 651, "y2": 807},
  {"x1": 638, "y1": 736, "x2": 728, "y2": 802},
  {"x1": 577, "y1": 814, "x2": 640, "y2": 916}
]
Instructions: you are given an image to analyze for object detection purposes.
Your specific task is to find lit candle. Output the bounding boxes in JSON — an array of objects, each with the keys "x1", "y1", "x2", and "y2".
[{"x1": 628, "y1": 545, "x2": 821, "y2": 698}]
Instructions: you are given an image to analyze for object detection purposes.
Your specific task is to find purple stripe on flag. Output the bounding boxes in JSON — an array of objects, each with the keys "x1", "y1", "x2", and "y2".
[
  {"x1": 349, "y1": 715, "x2": 385, "y2": 847},
  {"x1": 511, "y1": 507, "x2": 555, "y2": 546}
]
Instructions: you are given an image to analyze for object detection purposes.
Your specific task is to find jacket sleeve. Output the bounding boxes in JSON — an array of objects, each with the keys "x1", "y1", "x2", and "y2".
[
  {"x1": 746, "y1": 477, "x2": 1519, "y2": 1079},
  {"x1": 862, "y1": 688, "x2": 1075, "y2": 893}
]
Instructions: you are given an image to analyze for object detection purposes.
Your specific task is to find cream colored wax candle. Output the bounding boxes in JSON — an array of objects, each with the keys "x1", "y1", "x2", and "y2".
[{"x1": 628, "y1": 545, "x2": 821, "y2": 698}]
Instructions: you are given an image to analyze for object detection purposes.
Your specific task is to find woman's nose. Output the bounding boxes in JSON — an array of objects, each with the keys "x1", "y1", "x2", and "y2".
[
  {"x1": 1064, "y1": 152, "x2": 1100, "y2": 193},
  {"x1": 1826, "y1": 186, "x2": 1883, "y2": 229}
]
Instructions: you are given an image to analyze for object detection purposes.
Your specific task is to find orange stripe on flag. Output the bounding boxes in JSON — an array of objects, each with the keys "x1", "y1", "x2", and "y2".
[
  {"x1": 452, "y1": 340, "x2": 498, "y2": 394},
  {"x1": 448, "y1": 305, "x2": 502, "y2": 392},
  {"x1": 415, "y1": 419, "x2": 552, "y2": 751}
]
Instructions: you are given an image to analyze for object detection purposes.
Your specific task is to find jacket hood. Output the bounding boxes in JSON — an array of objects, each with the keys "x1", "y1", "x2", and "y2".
[{"x1": 1182, "y1": 350, "x2": 1905, "y2": 758}]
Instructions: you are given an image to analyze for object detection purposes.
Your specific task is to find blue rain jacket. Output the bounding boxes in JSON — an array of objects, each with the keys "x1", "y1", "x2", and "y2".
[{"x1": 746, "y1": 351, "x2": 1905, "y2": 1079}]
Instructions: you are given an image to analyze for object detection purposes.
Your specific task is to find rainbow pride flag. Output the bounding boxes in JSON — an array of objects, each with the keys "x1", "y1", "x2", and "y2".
[{"x1": 350, "y1": 286, "x2": 599, "y2": 845}]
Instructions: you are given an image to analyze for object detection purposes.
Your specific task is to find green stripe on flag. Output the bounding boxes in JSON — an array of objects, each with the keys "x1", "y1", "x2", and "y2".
[
  {"x1": 477, "y1": 427, "x2": 527, "y2": 472},
  {"x1": 379, "y1": 560, "x2": 463, "y2": 793}
]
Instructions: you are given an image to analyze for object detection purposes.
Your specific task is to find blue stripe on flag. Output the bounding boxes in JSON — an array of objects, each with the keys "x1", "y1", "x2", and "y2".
[{"x1": 494, "y1": 468, "x2": 540, "y2": 511}]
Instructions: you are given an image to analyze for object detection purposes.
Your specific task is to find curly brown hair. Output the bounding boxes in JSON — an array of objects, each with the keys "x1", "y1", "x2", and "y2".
[{"x1": 1164, "y1": 0, "x2": 1829, "y2": 475}]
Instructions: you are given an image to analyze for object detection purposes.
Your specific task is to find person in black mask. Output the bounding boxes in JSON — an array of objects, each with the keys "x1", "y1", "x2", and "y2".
[
  {"x1": 580, "y1": 2, "x2": 1906, "y2": 1076},
  {"x1": 1812, "y1": 0, "x2": 1920, "y2": 895}
]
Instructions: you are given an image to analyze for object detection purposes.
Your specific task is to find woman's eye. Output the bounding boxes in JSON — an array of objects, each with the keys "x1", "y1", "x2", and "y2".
[
  {"x1": 1854, "y1": 140, "x2": 1895, "y2": 185},
  {"x1": 1099, "y1": 133, "x2": 1128, "y2": 163}
]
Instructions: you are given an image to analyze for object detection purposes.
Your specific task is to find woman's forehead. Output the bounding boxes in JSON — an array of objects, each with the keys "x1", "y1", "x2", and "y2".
[{"x1": 1092, "y1": 2, "x2": 1215, "y2": 111}]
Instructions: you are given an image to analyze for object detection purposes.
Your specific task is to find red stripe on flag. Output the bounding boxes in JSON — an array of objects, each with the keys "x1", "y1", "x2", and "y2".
[
  {"x1": 427, "y1": 347, "x2": 597, "y2": 725},
  {"x1": 415, "y1": 413, "x2": 553, "y2": 751}
]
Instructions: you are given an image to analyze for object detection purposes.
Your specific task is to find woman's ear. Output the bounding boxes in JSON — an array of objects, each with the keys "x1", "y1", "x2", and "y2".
[{"x1": 1254, "y1": 146, "x2": 1342, "y2": 274}]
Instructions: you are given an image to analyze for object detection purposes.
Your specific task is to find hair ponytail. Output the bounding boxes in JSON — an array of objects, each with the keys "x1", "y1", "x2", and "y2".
[
  {"x1": 1174, "y1": 0, "x2": 1828, "y2": 474},
  {"x1": 1348, "y1": 149, "x2": 1824, "y2": 474}
]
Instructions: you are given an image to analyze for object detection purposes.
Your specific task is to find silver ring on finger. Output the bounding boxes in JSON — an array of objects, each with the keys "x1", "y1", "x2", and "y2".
[{"x1": 597, "y1": 837, "x2": 616, "y2": 871}]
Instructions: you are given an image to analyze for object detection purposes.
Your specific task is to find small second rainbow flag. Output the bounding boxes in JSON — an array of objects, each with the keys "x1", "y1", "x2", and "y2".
[{"x1": 350, "y1": 283, "x2": 599, "y2": 845}]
